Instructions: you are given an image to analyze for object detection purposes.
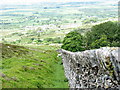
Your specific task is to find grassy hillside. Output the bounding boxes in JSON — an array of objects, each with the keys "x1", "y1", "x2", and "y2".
[{"x1": 1, "y1": 43, "x2": 68, "y2": 88}]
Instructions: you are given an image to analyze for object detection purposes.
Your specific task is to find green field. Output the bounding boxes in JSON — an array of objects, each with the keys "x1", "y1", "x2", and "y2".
[
  {"x1": 1, "y1": 1, "x2": 118, "y2": 44},
  {"x1": 1, "y1": 43, "x2": 68, "y2": 88}
]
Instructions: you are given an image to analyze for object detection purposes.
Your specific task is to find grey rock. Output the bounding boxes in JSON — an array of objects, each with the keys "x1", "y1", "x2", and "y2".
[
  {"x1": 0, "y1": 72, "x2": 6, "y2": 78},
  {"x1": 58, "y1": 47, "x2": 120, "y2": 88},
  {"x1": 11, "y1": 76, "x2": 17, "y2": 81}
]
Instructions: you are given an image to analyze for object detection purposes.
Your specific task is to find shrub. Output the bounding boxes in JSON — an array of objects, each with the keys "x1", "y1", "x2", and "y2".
[
  {"x1": 85, "y1": 21, "x2": 120, "y2": 49},
  {"x1": 61, "y1": 21, "x2": 120, "y2": 51},
  {"x1": 61, "y1": 31, "x2": 85, "y2": 52}
]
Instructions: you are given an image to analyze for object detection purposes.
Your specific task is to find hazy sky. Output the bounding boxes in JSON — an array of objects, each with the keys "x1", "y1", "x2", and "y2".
[{"x1": 0, "y1": 0, "x2": 119, "y2": 5}]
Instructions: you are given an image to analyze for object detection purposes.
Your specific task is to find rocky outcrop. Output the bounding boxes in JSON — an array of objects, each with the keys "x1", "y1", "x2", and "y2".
[{"x1": 58, "y1": 47, "x2": 120, "y2": 89}]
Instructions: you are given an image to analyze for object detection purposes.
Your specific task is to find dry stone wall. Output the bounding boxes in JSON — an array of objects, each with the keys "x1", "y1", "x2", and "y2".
[{"x1": 58, "y1": 47, "x2": 120, "y2": 89}]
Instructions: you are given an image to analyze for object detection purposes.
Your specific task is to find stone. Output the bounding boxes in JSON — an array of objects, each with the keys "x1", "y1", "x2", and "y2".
[
  {"x1": 5, "y1": 77, "x2": 11, "y2": 81},
  {"x1": 11, "y1": 76, "x2": 17, "y2": 81},
  {"x1": 0, "y1": 72, "x2": 6, "y2": 78},
  {"x1": 22, "y1": 66, "x2": 28, "y2": 71},
  {"x1": 57, "y1": 47, "x2": 120, "y2": 88},
  {"x1": 29, "y1": 67, "x2": 35, "y2": 70}
]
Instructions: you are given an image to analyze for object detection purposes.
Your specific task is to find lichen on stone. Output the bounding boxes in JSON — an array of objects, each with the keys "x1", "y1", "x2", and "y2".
[{"x1": 58, "y1": 47, "x2": 120, "y2": 88}]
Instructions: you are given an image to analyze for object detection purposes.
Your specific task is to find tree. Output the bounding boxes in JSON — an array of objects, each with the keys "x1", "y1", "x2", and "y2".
[
  {"x1": 61, "y1": 31, "x2": 85, "y2": 52},
  {"x1": 85, "y1": 21, "x2": 120, "y2": 49},
  {"x1": 90, "y1": 35, "x2": 110, "y2": 49}
]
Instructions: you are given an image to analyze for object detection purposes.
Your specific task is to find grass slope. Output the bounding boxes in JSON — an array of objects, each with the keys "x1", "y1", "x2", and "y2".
[{"x1": 1, "y1": 43, "x2": 68, "y2": 88}]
